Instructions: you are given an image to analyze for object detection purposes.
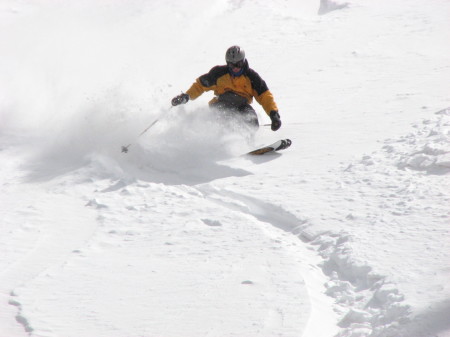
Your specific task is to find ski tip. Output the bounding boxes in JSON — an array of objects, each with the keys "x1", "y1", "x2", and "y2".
[
  {"x1": 247, "y1": 138, "x2": 292, "y2": 156},
  {"x1": 274, "y1": 139, "x2": 292, "y2": 151}
]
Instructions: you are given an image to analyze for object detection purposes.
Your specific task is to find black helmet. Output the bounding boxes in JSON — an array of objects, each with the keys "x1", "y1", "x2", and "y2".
[{"x1": 225, "y1": 45, "x2": 246, "y2": 64}]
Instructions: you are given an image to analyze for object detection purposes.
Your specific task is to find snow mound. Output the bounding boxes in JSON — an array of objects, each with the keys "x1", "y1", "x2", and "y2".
[
  {"x1": 318, "y1": 0, "x2": 349, "y2": 15},
  {"x1": 383, "y1": 108, "x2": 450, "y2": 175}
]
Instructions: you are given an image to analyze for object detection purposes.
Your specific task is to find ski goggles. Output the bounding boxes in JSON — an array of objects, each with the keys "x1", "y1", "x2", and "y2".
[{"x1": 227, "y1": 60, "x2": 245, "y2": 68}]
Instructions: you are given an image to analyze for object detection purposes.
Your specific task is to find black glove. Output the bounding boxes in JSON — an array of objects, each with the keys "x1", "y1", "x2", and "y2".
[
  {"x1": 171, "y1": 93, "x2": 189, "y2": 106},
  {"x1": 269, "y1": 110, "x2": 281, "y2": 131}
]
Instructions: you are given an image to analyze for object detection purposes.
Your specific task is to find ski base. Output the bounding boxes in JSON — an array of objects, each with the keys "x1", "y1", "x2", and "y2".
[{"x1": 247, "y1": 139, "x2": 292, "y2": 155}]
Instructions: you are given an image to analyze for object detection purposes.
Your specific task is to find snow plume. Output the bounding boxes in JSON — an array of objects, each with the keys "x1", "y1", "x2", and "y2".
[
  {"x1": 111, "y1": 107, "x2": 253, "y2": 185},
  {"x1": 20, "y1": 102, "x2": 253, "y2": 184},
  {"x1": 9, "y1": 87, "x2": 141, "y2": 181}
]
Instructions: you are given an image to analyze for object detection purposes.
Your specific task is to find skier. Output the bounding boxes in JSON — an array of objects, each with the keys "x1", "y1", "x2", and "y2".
[{"x1": 171, "y1": 45, "x2": 282, "y2": 132}]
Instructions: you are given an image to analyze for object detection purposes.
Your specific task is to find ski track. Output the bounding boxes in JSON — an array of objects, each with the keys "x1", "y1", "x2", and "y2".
[{"x1": 198, "y1": 184, "x2": 411, "y2": 337}]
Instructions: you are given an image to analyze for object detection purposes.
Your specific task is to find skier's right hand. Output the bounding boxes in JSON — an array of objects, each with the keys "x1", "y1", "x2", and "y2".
[
  {"x1": 171, "y1": 93, "x2": 189, "y2": 106},
  {"x1": 270, "y1": 110, "x2": 282, "y2": 131}
]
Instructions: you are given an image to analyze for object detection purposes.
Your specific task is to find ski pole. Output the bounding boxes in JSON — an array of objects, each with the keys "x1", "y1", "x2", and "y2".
[{"x1": 121, "y1": 107, "x2": 171, "y2": 153}]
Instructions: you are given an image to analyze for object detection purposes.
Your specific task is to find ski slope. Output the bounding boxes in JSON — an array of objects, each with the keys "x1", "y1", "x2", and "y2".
[{"x1": 1, "y1": 0, "x2": 449, "y2": 336}]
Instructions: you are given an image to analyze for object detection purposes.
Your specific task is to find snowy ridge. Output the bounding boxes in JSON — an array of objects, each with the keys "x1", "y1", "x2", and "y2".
[
  {"x1": 324, "y1": 109, "x2": 450, "y2": 337},
  {"x1": 282, "y1": 108, "x2": 449, "y2": 337}
]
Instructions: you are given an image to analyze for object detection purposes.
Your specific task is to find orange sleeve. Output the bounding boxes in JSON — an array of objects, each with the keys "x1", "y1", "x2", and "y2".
[
  {"x1": 255, "y1": 90, "x2": 278, "y2": 115},
  {"x1": 186, "y1": 79, "x2": 212, "y2": 100}
]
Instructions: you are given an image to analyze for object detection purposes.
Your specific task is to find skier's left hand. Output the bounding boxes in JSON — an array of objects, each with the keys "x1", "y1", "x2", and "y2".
[{"x1": 270, "y1": 110, "x2": 282, "y2": 131}]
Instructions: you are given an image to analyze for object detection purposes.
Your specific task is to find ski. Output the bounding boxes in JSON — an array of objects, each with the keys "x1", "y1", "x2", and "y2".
[{"x1": 247, "y1": 139, "x2": 292, "y2": 155}]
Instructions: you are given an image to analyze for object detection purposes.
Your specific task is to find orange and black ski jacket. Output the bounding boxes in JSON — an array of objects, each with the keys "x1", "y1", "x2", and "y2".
[{"x1": 185, "y1": 60, "x2": 278, "y2": 116}]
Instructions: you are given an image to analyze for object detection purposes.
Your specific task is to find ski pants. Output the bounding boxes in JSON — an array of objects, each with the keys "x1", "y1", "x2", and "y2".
[{"x1": 209, "y1": 92, "x2": 259, "y2": 129}]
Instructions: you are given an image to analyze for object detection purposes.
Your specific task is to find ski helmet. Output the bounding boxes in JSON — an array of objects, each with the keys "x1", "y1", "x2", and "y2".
[{"x1": 225, "y1": 45, "x2": 245, "y2": 64}]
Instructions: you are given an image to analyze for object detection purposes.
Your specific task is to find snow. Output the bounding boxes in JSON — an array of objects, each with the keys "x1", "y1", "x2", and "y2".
[{"x1": 1, "y1": 0, "x2": 449, "y2": 336}]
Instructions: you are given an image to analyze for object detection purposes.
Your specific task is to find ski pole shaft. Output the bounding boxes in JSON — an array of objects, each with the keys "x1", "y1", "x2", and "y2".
[
  {"x1": 121, "y1": 107, "x2": 171, "y2": 153},
  {"x1": 138, "y1": 118, "x2": 159, "y2": 136}
]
